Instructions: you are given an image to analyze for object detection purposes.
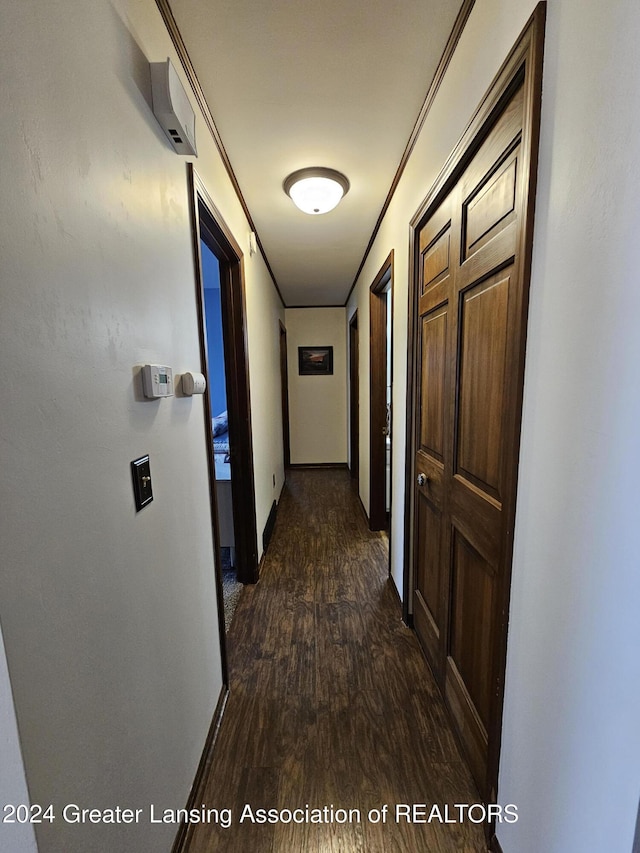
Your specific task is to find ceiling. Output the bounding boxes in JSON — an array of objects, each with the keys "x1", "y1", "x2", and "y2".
[{"x1": 167, "y1": 0, "x2": 465, "y2": 306}]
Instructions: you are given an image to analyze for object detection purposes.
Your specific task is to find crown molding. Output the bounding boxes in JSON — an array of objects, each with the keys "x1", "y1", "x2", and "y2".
[
  {"x1": 344, "y1": 0, "x2": 476, "y2": 305},
  {"x1": 154, "y1": 0, "x2": 285, "y2": 308}
]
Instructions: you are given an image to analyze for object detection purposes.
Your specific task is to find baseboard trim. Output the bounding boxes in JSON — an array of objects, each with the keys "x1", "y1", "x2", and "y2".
[
  {"x1": 388, "y1": 575, "x2": 402, "y2": 612},
  {"x1": 357, "y1": 493, "x2": 369, "y2": 524},
  {"x1": 288, "y1": 462, "x2": 349, "y2": 469},
  {"x1": 262, "y1": 500, "x2": 278, "y2": 553},
  {"x1": 171, "y1": 684, "x2": 229, "y2": 853}
]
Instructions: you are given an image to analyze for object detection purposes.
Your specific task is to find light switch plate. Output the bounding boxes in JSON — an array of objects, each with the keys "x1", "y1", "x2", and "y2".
[{"x1": 131, "y1": 455, "x2": 153, "y2": 511}]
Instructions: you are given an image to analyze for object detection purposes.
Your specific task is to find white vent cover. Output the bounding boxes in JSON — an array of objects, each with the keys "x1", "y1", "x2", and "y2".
[{"x1": 150, "y1": 58, "x2": 197, "y2": 156}]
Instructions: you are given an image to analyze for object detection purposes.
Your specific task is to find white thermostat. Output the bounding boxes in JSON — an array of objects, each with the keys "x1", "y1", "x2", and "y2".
[{"x1": 142, "y1": 364, "x2": 174, "y2": 399}]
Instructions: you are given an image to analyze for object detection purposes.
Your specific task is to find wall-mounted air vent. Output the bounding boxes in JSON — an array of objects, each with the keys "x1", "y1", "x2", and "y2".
[{"x1": 149, "y1": 58, "x2": 197, "y2": 156}]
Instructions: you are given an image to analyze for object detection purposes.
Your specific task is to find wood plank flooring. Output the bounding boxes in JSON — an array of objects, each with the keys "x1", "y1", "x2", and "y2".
[{"x1": 187, "y1": 469, "x2": 488, "y2": 852}]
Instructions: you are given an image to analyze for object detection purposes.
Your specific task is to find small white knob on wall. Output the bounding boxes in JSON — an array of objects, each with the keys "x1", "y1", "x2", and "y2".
[{"x1": 182, "y1": 372, "x2": 207, "y2": 395}]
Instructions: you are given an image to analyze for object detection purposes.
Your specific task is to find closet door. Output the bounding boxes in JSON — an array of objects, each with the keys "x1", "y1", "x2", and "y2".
[
  {"x1": 453, "y1": 86, "x2": 523, "y2": 788},
  {"x1": 411, "y1": 27, "x2": 543, "y2": 798}
]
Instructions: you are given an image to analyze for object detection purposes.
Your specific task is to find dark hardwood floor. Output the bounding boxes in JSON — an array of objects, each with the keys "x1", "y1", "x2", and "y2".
[{"x1": 187, "y1": 469, "x2": 487, "y2": 852}]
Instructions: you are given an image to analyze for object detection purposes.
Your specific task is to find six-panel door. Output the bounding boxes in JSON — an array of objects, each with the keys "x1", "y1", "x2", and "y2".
[{"x1": 414, "y1": 81, "x2": 526, "y2": 793}]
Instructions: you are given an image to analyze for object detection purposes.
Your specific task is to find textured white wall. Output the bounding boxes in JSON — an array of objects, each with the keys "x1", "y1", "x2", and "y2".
[
  {"x1": 499, "y1": 1, "x2": 640, "y2": 850},
  {"x1": 0, "y1": 0, "x2": 283, "y2": 850},
  {"x1": 244, "y1": 260, "x2": 287, "y2": 540},
  {"x1": 285, "y1": 308, "x2": 348, "y2": 465},
  {"x1": 348, "y1": 0, "x2": 640, "y2": 851}
]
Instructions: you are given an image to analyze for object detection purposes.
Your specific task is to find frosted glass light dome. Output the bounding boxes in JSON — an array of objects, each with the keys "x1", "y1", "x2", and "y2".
[{"x1": 284, "y1": 168, "x2": 350, "y2": 215}]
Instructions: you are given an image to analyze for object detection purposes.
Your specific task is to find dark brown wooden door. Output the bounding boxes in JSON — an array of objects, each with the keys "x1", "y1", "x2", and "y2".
[
  {"x1": 413, "y1": 75, "x2": 533, "y2": 796},
  {"x1": 369, "y1": 252, "x2": 393, "y2": 531}
]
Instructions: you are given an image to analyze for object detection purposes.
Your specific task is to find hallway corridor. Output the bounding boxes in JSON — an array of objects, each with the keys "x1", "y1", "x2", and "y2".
[{"x1": 188, "y1": 469, "x2": 487, "y2": 852}]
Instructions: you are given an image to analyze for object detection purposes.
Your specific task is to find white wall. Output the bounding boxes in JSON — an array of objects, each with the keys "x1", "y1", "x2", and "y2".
[
  {"x1": 498, "y1": 1, "x2": 640, "y2": 850},
  {"x1": 246, "y1": 259, "x2": 287, "y2": 535},
  {"x1": 0, "y1": 1, "x2": 283, "y2": 850},
  {"x1": 348, "y1": 0, "x2": 640, "y2": 850},
  {"x1": 285, "y1": 308, "x2": 348, "y2": 465}
]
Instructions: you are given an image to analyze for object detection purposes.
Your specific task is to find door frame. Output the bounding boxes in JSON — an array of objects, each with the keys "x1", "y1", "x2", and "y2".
[
  {"x1": 402, "y1": 3, "x2": 546, "y2": 816},
  {"x1": 279, "y1": 321, "x2": 291, "y2": 469},
  {"x1": 369, "y1": 250, "x2": 394, "y2": 532},
  {"x1": 349, "y1": 311, "x2": 359, "y2": 481},
  {"x1": 188, "y1": 165, "x2": 259, "y2": 588}
]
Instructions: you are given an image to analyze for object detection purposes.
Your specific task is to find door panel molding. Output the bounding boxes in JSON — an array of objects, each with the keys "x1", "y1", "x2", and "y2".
[{"x1": 403, "y1": 3, "x2": 546, "y2": 816}]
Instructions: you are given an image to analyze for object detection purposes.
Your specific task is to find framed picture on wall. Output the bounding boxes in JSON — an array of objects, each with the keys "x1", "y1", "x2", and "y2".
[{"x1": 298, "y1": 346, "x2": 333, "y2": 376}]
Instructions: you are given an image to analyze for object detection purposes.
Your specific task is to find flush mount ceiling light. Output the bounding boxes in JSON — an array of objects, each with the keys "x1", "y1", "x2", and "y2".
[{"x1": 283, "y1": 167, "x2": 350, "y2": 215}]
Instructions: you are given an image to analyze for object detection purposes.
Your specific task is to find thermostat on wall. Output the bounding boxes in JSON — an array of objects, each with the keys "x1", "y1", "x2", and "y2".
[{"x1": 142, "y1": 364, "x2": 174, "y2": 398}]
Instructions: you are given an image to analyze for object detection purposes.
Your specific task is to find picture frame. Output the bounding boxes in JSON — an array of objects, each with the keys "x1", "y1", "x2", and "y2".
[{"x1": 298, "y1": 346, "x2": 333, "y2": 376}]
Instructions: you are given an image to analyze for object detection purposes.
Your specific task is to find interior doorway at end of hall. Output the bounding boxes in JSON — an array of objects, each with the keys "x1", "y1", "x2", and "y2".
[
  {"x1": 369, "y1": 251, "x2": 394, "y2": 542},
  {"x1": 349, "y1": 311, "x2": 359, "y2": 483},
  {"x1": 200, "y1": 240, "x2": 240, "y2": 630}
]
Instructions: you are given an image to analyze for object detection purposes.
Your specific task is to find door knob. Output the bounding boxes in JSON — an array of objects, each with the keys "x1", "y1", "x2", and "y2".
[{"x1": 417, "y1": 473, "x2": 428, "y2": 487}]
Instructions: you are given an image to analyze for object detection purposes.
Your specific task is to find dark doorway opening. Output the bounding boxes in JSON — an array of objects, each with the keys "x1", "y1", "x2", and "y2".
[
  {"x1": 369, "y1": 251, "x2": 394, "y2": 534},
  {"x1": 188, "y1": 165, "x2": 259, "y2": 614},
  {"x1": 349, "y1": 311, "x2": 359, "y2": 481}
]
